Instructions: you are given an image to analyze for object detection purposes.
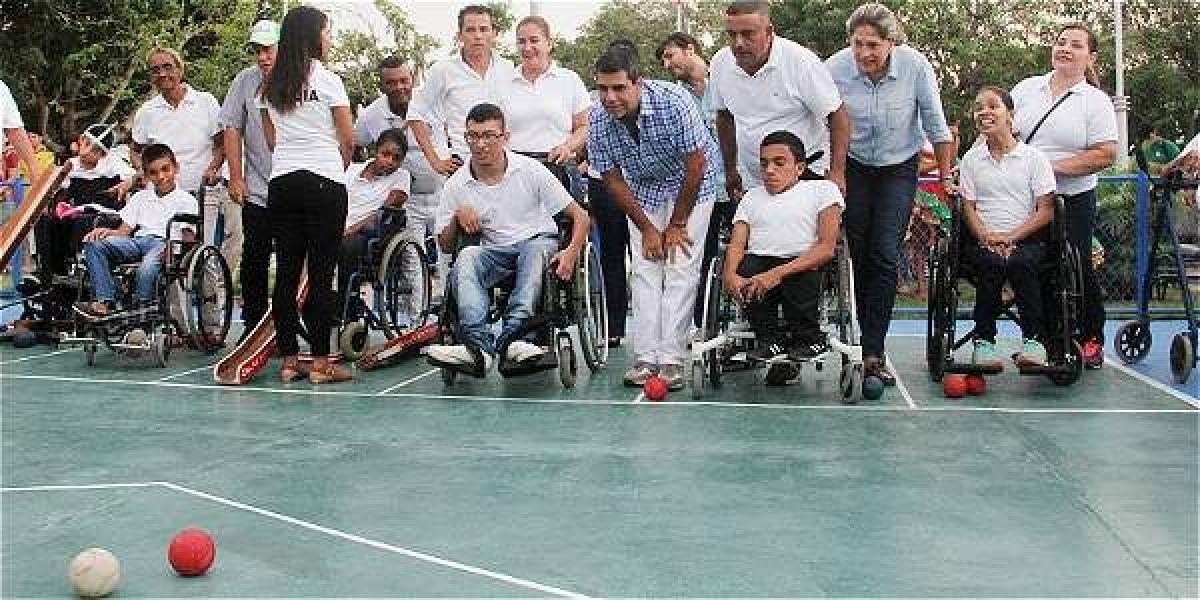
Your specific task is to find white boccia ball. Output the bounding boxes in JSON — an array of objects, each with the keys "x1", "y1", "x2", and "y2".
[{"x1": 68, "y1": 547, "x2": 121, "y2": 597}]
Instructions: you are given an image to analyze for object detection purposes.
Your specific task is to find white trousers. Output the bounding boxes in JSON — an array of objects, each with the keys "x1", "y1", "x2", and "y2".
[{"x1": 627, "y1": 200, "x2": 713, "y2": 366}]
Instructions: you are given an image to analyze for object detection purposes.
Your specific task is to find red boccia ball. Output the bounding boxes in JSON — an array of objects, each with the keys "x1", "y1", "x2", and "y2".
[
  {"x1": 643, "y1": 375, "x2": 668, "y2": 402},
  {"x1": 965, "y1": 374, "x2": 987, "y2": 396},
  {"x1": 942, "y1": 374, "x2": 968, "y2": 399},
  {"x1": 168, "y1": 527, "x2": 216, "y2": 577}
]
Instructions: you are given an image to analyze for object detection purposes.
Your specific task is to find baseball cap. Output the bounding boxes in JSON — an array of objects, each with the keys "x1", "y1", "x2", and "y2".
[{"x1": 248, "y1": 20, "x2": 280, "y2": 47}]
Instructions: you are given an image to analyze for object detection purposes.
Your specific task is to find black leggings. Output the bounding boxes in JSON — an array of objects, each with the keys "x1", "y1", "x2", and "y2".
[
  {"x1": 736, "y1": 254, "x2": 823, "y2": 346},
  {"x1": 1061, "y1": 189, "x2": 1105, "y2": 342},
  {"x1": 268, "y1": 170, "x2": 348, "y2": 356}
]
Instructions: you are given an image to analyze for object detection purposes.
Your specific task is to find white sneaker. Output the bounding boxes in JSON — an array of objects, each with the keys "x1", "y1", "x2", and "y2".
[
  {"x1": 426, "y1": 344, "x2": 475, "y2": 366},
  {"x1": 506, "y1": 340, "x2": 546, "y2": 363}
]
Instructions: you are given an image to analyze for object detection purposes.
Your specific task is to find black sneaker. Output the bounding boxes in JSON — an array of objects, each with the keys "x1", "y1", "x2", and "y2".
[
  {"x1": 765, "y1": 361, "x2": 798, "y2": 386},
  {"x1": 789, "y1": 339, "x2": 830, "y2": 361},
  {"x1": 749, "y1": 341, "x2": 787, "y2": 362}
]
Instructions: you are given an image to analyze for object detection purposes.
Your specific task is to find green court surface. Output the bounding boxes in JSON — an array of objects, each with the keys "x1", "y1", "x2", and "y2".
[{"x1": 2, "y1": 333, "x2": 1196, "y2": 597}]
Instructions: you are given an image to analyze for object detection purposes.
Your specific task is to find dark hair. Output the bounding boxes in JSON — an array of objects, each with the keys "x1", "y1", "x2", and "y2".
[
  {"x1": 141, "y1": 143, "x2": 178, "y2": 167},
  {"x1": 656, "y1": 32, "x2": 701, "y2": 62},
  {"x1": 607, "y1": 38, "x2": 639, "y2": 59},
  {"x1": 726, "y1": 1, "x2": 772, "y2": 17},
  {"x1": 457, "y1": 4, "x2": 493, "y2": 32},
  {"x1": 594, "y1": 45, "x2": 641, "y2": 82},
  {"x1": 264, "y1": 6, "x2": 327, "y2": 113},
  {"x1": 976, "y1": 85, "x2": 1015, "y2": 112},
  {"x1": 375, "y1": 128, "x2": 409, "y2": 158},
  {"x1": 466, "y1": 103, "x2": 505, "y2": 128},
  {"x1": 1057, "y1": 22, "x2": 1101, "y2": 87},
  {"x1": 760, "y1": 130, "x2": 807, "y2": 162},
  {"x1": 377, "y1": 56, "x2": 407, "y2": 72}
]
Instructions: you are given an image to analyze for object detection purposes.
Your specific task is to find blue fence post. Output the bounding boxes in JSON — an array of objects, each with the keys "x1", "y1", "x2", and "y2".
[{"x1": 1133, "y1": 170, "x2": 1150, "y2": 309}]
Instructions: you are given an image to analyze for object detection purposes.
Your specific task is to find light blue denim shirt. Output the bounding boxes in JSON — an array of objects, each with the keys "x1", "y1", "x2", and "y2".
[{"x1": 825, "y1": 45, "x2": 952, "y2": 167}]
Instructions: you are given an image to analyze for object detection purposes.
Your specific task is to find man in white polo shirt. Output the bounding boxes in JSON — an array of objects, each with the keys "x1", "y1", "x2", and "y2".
[
  {"x1": 710, "y1": 1, "x2": 850, "y2": 198},
  {"x1": 407, "y1": 4, "x2": 515, "y2": 176},
  {"x1": 425, "y1": 103, "x2": 589, "y2": 376},
  {"x1": 131, "y1": 47, "x2": 224, "y2": 244}
]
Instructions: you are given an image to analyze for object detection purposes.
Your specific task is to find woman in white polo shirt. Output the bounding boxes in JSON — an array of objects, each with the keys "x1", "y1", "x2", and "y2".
[
  {"x1": 1011, "y1": 23, "x2": 1118, "y2": 369},
  {"x1": 261, "y1": 6, "x2": 354, "y2": 384},
  {"x1": 498, "y1": 16, "x2": 590, "y2": 193},
  {"x1": 960, "y1": 86, "x2": 1057, "y2": 370}
]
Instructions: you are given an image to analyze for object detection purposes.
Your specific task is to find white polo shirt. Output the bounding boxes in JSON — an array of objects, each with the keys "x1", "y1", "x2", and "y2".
[
  {"x1": 498, "y1": 65, "x2": 590, "y2": 154},
  {"x1": 118, "y1": 187, "x2": 198, "y2": 239},
  {"x1": 435, "y1": 151, "x2": 571, "y2": 247},
  {"x1": 344, "y1": 162, "x2": 412, "y2": 227},
  {"x1": 131, "y1": 83, "x2": 220, "y2": 192},
  {"x1": 959, "y1": 141, "x2": 1056, "y2": 233},
  {"x1": 734, "y1": 180, "x2": 843, "y2": 258},
  {"x1": 408, "y1": 52, "x2": 515, "y2": 157},
  {"x1": 1011, "y1": 73, "x2": 1117, "y2": 196},
  {"x1": 263, "y1": 60, "x2": 351, "y2": 185},
  {"x1": 353, "y1": 94, "x2": 446, "y2": 195},
  {"x1": 710, "y1": 37, "x2": 843, "y2": 186}
]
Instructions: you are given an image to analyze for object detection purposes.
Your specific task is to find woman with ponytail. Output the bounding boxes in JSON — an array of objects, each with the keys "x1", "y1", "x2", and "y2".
[
  {"x1": 1010, "y1": 22, "x2": 1117, "y2": 369},
  {"x1": 260, "y1": 6, "x2": 354, "y2": 384}
]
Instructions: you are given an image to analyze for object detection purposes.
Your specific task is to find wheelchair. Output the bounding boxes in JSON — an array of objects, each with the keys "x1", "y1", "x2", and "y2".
[
  {"x1": 337, "y1": 206, "x2": 434, "y2": 360},
  {"x1": 432, "y1": 213, "x2": 608, "y2": 388},
  {"x1": 925, "y1": 194, "x2": 1084, "y2": 386},
  {"x1": 689, "y1": 228, "x2": 873, "y2": 404},
  {"x1": 62, "y1": 213, "x2": 232, "y2": 367}
]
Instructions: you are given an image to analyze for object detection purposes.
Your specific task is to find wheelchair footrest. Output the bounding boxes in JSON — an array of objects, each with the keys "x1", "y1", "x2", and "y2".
[
  {"x1": 1016, "y1": 363, "x2": 1071, "y2": 376},
  {"x1": 943, "y1": 362, "x2": 1004, "y2": 376},
  {"x1": 498, "y1": 352, "x2": 558, "y2": 378},
  {"x1": 428, "y1": 354, "x2": 488, "y2": 379}
]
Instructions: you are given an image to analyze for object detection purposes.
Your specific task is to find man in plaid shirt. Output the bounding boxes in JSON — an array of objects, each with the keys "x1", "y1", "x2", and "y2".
[{"x1": 587, "y1": 45, "x2": 721, "y2": 391}]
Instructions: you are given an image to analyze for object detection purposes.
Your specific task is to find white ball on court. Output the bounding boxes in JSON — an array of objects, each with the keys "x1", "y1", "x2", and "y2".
[{"x1": 68, "y1": 547, "x2": 121, "y2": 597}]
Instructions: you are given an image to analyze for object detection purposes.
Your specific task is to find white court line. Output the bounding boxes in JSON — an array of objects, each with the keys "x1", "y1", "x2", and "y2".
[
  {"x1": 0, "y1": 348, "x2": 74, "y2": 365},
  {"x1": 1105, "y1": 353, "x2": 1199, "y2": 409},
  {"x1": 0, "y1": 482, "x2": 157, "y2": 493},
  {"x1": 155, "y1": 363, "x2": 217, "y2": 382},
  {"x1": 0, "y1": 372, "x2": 1194, "y2": 413},
  {"x1": 885, "y1": 356, "x2": 918, "y2": 409},
  {"x1": 375, "y1": 368, "x2": 439, "y2": 395}
]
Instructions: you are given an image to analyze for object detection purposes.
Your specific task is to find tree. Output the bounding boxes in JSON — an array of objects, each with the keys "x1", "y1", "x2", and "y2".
[{"x1": 327, "y1": 0, "x2": 439, "y2": 109}]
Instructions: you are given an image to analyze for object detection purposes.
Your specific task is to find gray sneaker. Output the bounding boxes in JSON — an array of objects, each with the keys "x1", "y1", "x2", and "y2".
[
  {"x1": 658, "y1": 364, "x2": 685, "y2": 391},
  {"x1": 1016, "y1": 338, "x2": 1048, "y2": 367},
  {"x1": 623, "y1": 362, "x2": 656, "y2": 387}
]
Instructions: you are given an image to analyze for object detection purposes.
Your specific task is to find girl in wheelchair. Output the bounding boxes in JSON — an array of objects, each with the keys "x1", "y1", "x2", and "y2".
[
  {"x1": 959, "y1": 86, "x2": 1056, "y2": 369},
  {"x1": 722, "y1": 131, "x2": 844, "y2": 385}
]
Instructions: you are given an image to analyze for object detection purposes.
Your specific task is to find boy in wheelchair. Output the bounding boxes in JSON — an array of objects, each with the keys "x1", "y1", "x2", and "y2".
[
  {"x1": 72, "y1": 143, "x2": 197, "y2": 319},
  {"x1": 722, "y1": 131, "x2": 844, "y2": 384},
  {"x1": 959, "y1": 86, "x2": 1055, "y2": 369},
  {"x1": 425, "y1": 103, "x2": 590, "y2": 375}
]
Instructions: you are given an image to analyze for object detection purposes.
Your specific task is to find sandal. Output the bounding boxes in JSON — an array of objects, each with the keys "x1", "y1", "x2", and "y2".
[
  {"x1": 280, "y1": 360, "x2": 311, "y2": 382},
  {"x1": 309, "y1": 363, "x2": 353, "y2": 384}
]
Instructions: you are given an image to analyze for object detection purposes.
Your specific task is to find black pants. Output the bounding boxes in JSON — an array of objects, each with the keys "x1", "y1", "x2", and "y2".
[
  {"x1": 240, "y1": 202, "x2": 274, "y2": 331},
  {"x1": 695, "y1": 201, "x2": 737, "y2": 326},
  {"x1": 588, "y1": 176, "x2": 629, "y2": 337},
  {"x1": 268, "y1": 170, "x2": 347, "y2": 356},
  {"x1": 1062, "y1": 189, "x2": 1105, "y2": 342},
  {"x1": 736, "y1": 254, "x2": 822, "y2": 345},
  {"x1": 970, "y1": 242, "x2": 1045, "y2": 342}
]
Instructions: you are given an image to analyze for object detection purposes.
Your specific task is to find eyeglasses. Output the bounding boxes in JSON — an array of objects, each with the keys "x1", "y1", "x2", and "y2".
[
  {"x1": 465, "y1": 131, "x2": 504, "y2": 144},
  {"x1": 148, "y1": 62, "x2": 177, "y2": 75}
]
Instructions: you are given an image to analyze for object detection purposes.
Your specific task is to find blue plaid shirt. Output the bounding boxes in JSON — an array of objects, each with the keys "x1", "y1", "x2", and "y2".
[{"x1": 587, "y1": 80, "x2": 721, "y2": 210}]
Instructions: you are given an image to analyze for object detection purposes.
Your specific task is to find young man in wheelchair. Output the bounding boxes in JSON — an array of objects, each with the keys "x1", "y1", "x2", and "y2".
[
  {"x1": 722, "y1": 130, "x2": 844, "y2": 384},
  {"x1": 425, "y1": 103, "x2": 590, "y2": 375},
  {"x1": 958, "y1": 86, "x2": 1055, "y2": 369},
  {"x1": 72, "y1": 143, "x2": 197, "y2": 319}
]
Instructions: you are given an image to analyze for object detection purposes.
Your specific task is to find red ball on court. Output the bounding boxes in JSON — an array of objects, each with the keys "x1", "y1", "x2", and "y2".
[
  {"x1": 167, "y1": 527, "x2": 216, "y2": 577},
  {"x1": 966, "y1": 374, "x2": 987, "y2": 396},
  {"x1": 643, "y1": 375, "x2": 668, "y2": 402},
  {"x1": 942, "y1": 374, "x2": 968, "y2": 399}
]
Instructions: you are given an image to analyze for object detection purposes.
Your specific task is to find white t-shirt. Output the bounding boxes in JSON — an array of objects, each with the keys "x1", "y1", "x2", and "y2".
[
  {"x1": 710, "y1": 37, "x2": 843, "y2": 186},
  {"x1": 262, "y1": 60, "x2": 351, "y2": 185},
  {"x1": 959, "y1": 141, "x2": 1056, "y2": 233},
  {"x1": 1181, "y1": 132, "x2": 1200, "y2": 157},
  {"x1": 733, "y1": 180, "x2": 844, "y2": 258},
  {"x1": 0, "y1": 79, "x2": 22, "y2": 131},
  {"x1": 131, "y1": 84, "x2": 221, "y2": 192},
  {"x1": 68, "y1": 155, "x2": 135, "y2": 182},
  {"x1": 353, "y1": 94, "x2": 446, "y2": 195},
  {"x1": 408, "y1": 52, "x2": 516, "y2": 157},
  {"x1": 498, "y1": 65, "x2": 590, "y2": 154},
  {"x1": 118, "y1": 187, "x2": 198, "y2": 239},
  {"x1": 436, "y1": 151, "x2": 571, "y2": 247},
  {"x1": 1011, "y1": 73, "x2": 1117, "y2": 196},
  {"x1": 344, "y1": 162, "x2": 412, "y2": 227}
]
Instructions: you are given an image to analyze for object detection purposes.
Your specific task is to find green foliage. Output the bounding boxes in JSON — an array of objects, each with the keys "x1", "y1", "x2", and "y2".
[{"x1": 327, "y1": 0, "x2": 440, "y2": 109}]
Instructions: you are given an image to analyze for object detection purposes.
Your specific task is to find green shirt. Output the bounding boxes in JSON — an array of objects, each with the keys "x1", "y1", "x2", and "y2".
[{"x1": 1144, "y1": 138, "x2": 1181, "y2": 165}]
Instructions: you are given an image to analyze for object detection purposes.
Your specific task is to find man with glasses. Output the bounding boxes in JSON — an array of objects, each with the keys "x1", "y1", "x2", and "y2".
[
  {"x1": 424, "y1": 103, "x2": 590, "y2": 375},
  {"x1": 130, "y1": 47, "x2": 224, "y2": 245}
]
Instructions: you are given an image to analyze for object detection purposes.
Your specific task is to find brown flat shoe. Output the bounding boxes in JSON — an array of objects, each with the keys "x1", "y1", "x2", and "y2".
[
  {"x1": 280, "y1": 361, "x2": 311, "y2": 382},
  {"x1": 309, "y1": 364, "x2": 353, "y2": 384}
]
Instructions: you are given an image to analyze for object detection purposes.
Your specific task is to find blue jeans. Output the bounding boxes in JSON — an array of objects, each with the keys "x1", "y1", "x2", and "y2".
[
  {"x1": 844, "y1": 156, "x2": 919, "y2": 357},
  {"x1": 83, "y1": 236, "x2": 166, "y2": 304},
  {"x1": 452, "y1": 235, "x2": 559, "y2": 356}
]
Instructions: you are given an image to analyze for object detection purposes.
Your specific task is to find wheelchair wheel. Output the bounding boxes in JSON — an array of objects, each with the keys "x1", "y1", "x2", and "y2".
[
  {"x1": 378, "y1": 236, "x2": 431, "y2": 336},
  {"x1": 182, "y1": 246, "x2": 232, "y2": 352},
  {"x1": 83, "y1": 341, "x2": 97, "y2": 367},
  {"x1": 556, "y1": 331, "x2": 577, "y2": 388},
  {"x1": 152, "y1": 327, "x2": 171, "y2": 368},
  {"x1": 339, "y1": 321, "x2": 369, "y2": 361},
  {"x1": 839, "y1": 361, "x2": 863, "y2": 404},
  {"x1": 1170, "y1": 332, "x2": 1194, "y2": 384},
  {"x1": 699, "y1": 256, "x2": 724, "y2": 389},
  {"x1": 1048, "y1": 340, "x2": 1083, "y2": 387},
  {"x1": 1114, "y1": 321, "x2": 1152, "y2": 364},
  {"x1": 576, "y1": 240, "x2": 608, "y2": 371},
  {"x1": 926, "y1": 239, "x2": 955, "y2": 382}
]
